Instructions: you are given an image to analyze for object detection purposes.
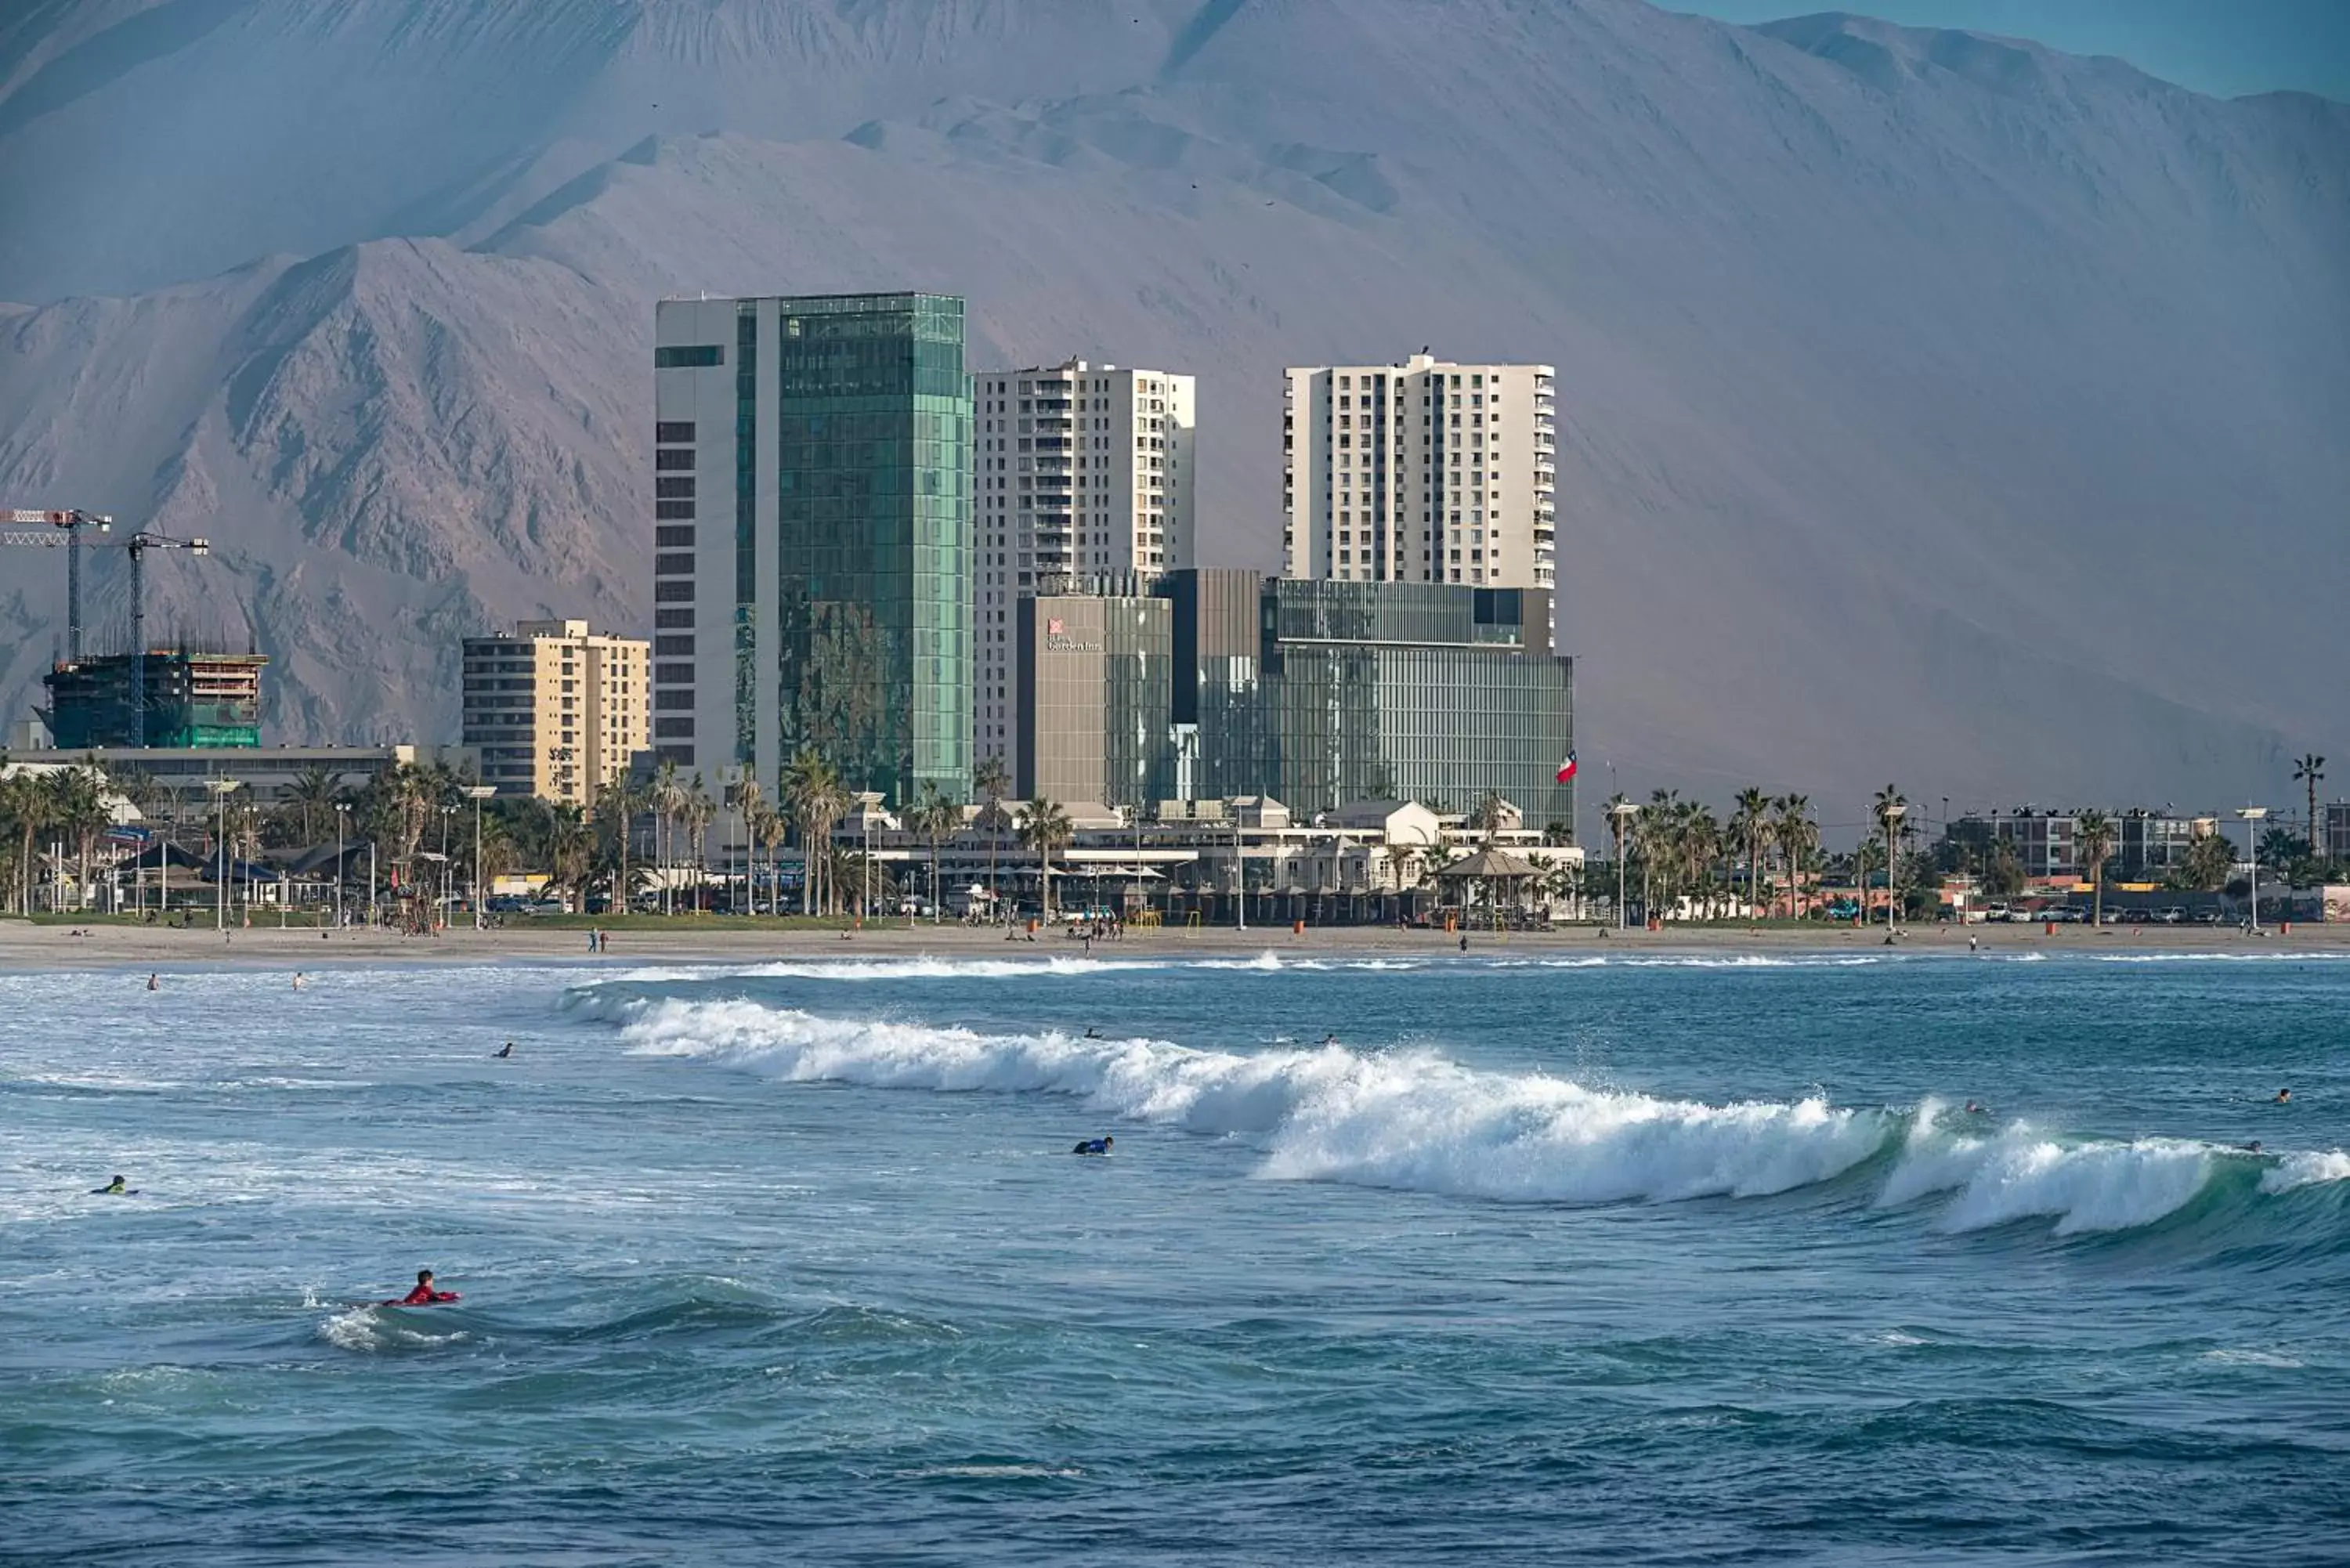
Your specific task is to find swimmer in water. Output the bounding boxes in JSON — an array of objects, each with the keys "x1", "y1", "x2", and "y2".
[
  {"x1": 387, "y1": 1269, "x2": 460, "y2": 1306},
  {"x1": 292, "y1": 972, "x2": 307, "y2": 991},
  {"x1": 1084, "y1": 1027, "x2": 1104, "y2": 1039},
  {"x1": 2274, "y1": 1088, "x2": 2293, "y2": 1104},
  {"x1": 90, "y1": 1175, "x2": 136, "y2": 1196},
  {"x1": 1964, "y1": 1100, "x2": 1989, "y2": 1117},
  {"x1": 1071, "y1": 1136, "x2": 1113, "y2": 1156},
  {"x1": 146, "y1": 973, "x2": 159, "y2": 992},
  {"x1": 2237, "y1": 1141, "x2": 2265, "y2": 1154},
  {"x1": 494, "y1": 1042, "x2": 514, "y2": 1059},
  {"x1": 1321, "y1": 1034, "x2": 1340, "y2": 1046}
]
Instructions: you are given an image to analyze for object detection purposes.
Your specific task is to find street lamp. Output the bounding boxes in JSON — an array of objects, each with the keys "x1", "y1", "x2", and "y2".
[
  {"x1": 464, "y1": 786, "x2": 496, "y2": 928},
  {"x1": 2237, "y1": 806, "x2": 2268, "y2": 933},
  {"x1": 1607, "y1": 799, "x2": 1640, "y2": 931},
  {"x1": 438, "y1": 804, "x2": 457, "y2": 927},
  {"x1": 206, "y1": 779, "x2": 242, "y2": 932},
  {"x1": 1882, "y1": 801, "x2": 1907, "y2": 932},
  {"x1": 1232, "y1": 804, "x2": 1246, "y2": 931},
  {"x1": 334, "y1": 801, "x2": 351, "y2": 927}
]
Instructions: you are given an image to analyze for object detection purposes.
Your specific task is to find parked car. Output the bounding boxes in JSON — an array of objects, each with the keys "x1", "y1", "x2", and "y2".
[
  {"x1": 2157, "y1": 906, "x2": 2187, "y2": 924},
  {"x1": 2193, "y1": 909, "x2": 2223, "y2": 924}
]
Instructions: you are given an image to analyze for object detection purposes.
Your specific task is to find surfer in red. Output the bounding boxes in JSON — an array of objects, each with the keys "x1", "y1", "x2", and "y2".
[{"x1": 389, "y1": 1269, "x2": 460, "y2": 1306}]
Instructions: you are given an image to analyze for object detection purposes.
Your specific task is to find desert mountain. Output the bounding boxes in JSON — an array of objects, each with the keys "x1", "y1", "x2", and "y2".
[{"x1": 1, "y1": 0, "x2": 2343, "y2": 829}]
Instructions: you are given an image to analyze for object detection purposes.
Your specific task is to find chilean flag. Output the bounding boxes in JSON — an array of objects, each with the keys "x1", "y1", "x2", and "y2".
[{"x1": 1556, "y1": 751, "x2": 1578, "y2": 783}]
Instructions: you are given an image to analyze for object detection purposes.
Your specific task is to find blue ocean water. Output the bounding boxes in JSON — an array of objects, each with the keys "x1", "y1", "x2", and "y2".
[{"x1": 3, "y1": 948, "x2": 2347, "y2": 1565}]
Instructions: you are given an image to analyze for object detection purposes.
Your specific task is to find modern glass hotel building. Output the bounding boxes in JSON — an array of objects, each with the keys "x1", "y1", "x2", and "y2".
[
  {"x1": 652, "y1": 293, "x2": 974, "y2": 805},
  {"x1": 1018, "y1": 570, "x2": 1576, "y2": 828}
]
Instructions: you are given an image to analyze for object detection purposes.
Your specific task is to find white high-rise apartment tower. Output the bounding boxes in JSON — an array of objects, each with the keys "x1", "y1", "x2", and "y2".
[
  {"x1": 974, "y1": 359, "x2": 1195, "y2": 768},
  {"x1": 1282, "y1": 353, "x2": 1556, "y2": 587}
]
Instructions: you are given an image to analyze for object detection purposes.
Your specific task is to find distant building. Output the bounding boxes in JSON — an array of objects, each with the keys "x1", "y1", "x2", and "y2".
[
  {"x1": 461, "y1": 620, "x2": 647, "y2": 805},
  {"x1": 1016, "y1": 570, "x2": 1577, "y2": 829},
  {"x1": 3, "y1": 745, "x2": 474, "y2": 810},
  {"x1": 653, "y1": 292, "x2": 973, "y2": 806},
  {"x1": 1015, "y1": 579, "x2": 1173, "y2": 808},
  {"x1": 1282, "y1": 352, "x2": 1557, "y2": 590},
  {"x1": 38, "y1": 649, "x2": 266, "y2": 749},
  {"x1": 1947, "y1": 807, "x2": 2219, "y2": 879},
  {"x1": 975, "y1": 359, "x2": 1194, "y2": 775},
  {"x1": 2325, "y1": 802, "x2": 2350, "y2": 864}
]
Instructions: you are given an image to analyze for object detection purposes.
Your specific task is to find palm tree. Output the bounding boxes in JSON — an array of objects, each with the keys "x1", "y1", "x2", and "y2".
[
  {"x1": 2294, "y1": 753, "x2": 2326, "y2": 861},
  {"x1": 1018, "y1": 796, "x2": 1074, "y2": 922},
  {"x1": 1468, "y1": 790, "x2": 1508, "y2": 845},
  {"x1": 1773, "y1": 795, "x2": 1817, "y2": 919},
  {"x1": 34, "y1": 766, "x2": 107, "y2": 913},
  {"x1": 1730, "y1": 787, "x2": 1768, "y2": 922},
  {"x1": 2076, "y1": 810, "x2": 2114, "y2": 927},
  {"x1": 1872, "y1": 784, "x2": 1907, "y2": 927},
  {"x1": 600, "y1": 778, "x2": 646, "y2": 914},
  {"x1": 283, "y1": 764, "x2": 342, "y2": 846},
  {"x1": 754, "y1": 800, "x2": 790, "y2": 918},
  {"x1": 547, "y1": 804, "x2": 595, "y2": 909},
  {"x1": 648, "y1": 757, "x2": 682, "y2": 915},
  {"x1": 782, "y1": 748, "x2": 848, "y2": 916},
  {"x1": 906, "y1": 784, "x2": 958, "y2": 924},
  {"x1": 680, "y1": 775, "x2": 715, "y2": 912},
  {"x1": 974, "y1": 755, "x2": 1012, "y2": 916},
  {"x1": 1, "y1": 764, "x2": 54, "y2": 914}
]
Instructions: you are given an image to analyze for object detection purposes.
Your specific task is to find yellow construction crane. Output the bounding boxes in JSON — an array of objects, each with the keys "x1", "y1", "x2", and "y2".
[{"x1": 1, "y1": 507, "x2": 114, "y2": 662}]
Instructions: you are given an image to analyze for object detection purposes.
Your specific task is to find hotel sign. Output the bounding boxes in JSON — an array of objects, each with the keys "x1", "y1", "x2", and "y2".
[{"x1": 1043, "y1": 616, "x2": 1100, "y2": 653}]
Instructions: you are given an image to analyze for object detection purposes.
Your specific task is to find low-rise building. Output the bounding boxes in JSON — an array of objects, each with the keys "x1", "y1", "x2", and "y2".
[
  {"x1": 461, "y1": 620, "x2": 648, "y2": 806},
  {"x1": 1947, "y1": 807, "x2": 2220, "y2": 879}
]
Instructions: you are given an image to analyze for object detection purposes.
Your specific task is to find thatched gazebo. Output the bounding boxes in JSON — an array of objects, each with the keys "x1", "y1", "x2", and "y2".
[{"x1": 1435, "y1": 846, "x2": 1540, "y2": 917}]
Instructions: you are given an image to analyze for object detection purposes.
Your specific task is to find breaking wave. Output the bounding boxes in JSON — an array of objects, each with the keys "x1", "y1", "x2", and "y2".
[{"x1": 580, "y1": 996, "x2": 2348, "y2": 1237}]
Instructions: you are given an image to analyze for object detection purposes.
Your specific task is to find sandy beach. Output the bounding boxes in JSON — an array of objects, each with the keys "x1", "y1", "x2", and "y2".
[{"x1": 5, "y1": 916, "x2": 2345, "y2": 970}]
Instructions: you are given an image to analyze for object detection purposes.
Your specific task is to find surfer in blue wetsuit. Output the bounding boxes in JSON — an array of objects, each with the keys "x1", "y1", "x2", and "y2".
[{"x1": 1072, "y1": 1136, "x2": 1113, "y2": 1156}]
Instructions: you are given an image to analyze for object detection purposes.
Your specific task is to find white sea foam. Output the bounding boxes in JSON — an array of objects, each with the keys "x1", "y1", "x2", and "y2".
[
  {"x1": 1931, "y1": 1137, "x2": 2215, "y2": 1235},
  {"x1": 2261, "y1": 1150, "x2": 2350, "y2": 1194},
  {"x1": 613, "y1": 998, "x2": 1896, "y2": 1205},
  {"x1": 320, "y1": 1306, "x2": 469, "y2": 1353}
]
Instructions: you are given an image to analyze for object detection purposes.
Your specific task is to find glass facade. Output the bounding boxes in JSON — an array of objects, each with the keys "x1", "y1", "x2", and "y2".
[
  {"x1": 770, "y1": 294, "x2": 972, "y2": 807},
  {"x1": 1148, "y1": 573, "x2": 1574, "y2": 829},
  {"x1": 1263, "y1": 580, "x2": 1574, "y2": 827}
]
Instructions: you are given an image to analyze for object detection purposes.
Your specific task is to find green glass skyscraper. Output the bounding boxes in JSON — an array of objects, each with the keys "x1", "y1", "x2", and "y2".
[{"x1": 654, "y1": 293, "x2": 973, "y2": 808}]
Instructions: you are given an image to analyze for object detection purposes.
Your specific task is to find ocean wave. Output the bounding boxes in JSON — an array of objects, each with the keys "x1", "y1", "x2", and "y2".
[
  {"x1": 2261, "y1": 1150, "x2": 2350, "y2": 1194},
  {"x1": 598, "y1": 997, "x2": 2337, "y2": 1241},
  {"x1": 610, "y1": 997, "x2": 1895, "y2": 1205},
  {"x1": 1878, "y1": 1100, "x2": 2236, "y2": 1234}
]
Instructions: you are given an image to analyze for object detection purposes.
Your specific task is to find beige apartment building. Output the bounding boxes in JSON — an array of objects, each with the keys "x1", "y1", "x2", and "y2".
[
  {"x1": 974, "y1": 359, "x2": 1195, "y2": 773},
  {"x1": 1282, "y1": 352, "x2": 1556, "y2": 588},
  {"x1": 460, "y1": 620, "x2": 648, "y2": 805}
]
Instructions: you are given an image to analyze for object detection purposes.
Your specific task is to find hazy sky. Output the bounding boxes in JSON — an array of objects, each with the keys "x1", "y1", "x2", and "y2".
[{"x1": 1667, "y1": 0, "x2": 2350, "y2": 101}]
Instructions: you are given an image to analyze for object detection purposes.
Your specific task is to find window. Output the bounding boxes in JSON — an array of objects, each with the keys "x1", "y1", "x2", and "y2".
[
  {"x1": 654, "y1": 526, "x2": 695, "y2": 548},
  {"x1": 656, "y1": 500, "x2": 696, "y2": 520},
  {"x1": 656, "y1": 421, "x2": 696, "y2": 443},
  {"x1": 654, "y1": 581, "x2": 694, "y2": 602},
  {"x1": 654, "y1": 345, "x2": 724, "y2": 368},
  {"x1": 656, "y1": 477, "x2": 696, "y2": 499},
  {"x1": 655, "y1": 449, "x2": 696, "y2": 470},
  {"x1": 654, "y1": 717, "x2": 696, "y2": 737},
  {"x1": 655, "y1": 690, "x2": 695, "y2": 710},
  {"x1": 655, "y1": 663, "x2": 695, "y2": 684},
  {"x1": 654, "y1": 553, "x2": 694, "y2": 576}
]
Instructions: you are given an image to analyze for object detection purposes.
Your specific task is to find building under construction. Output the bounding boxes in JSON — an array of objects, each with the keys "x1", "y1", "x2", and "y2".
[{"x1": 38, "y1": 647, "x2": 268, "y2": 749}]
